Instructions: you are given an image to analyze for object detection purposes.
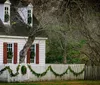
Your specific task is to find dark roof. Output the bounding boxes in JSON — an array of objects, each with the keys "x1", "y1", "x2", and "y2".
[
  {"x1": 0, "y1": 19, "x2": 7, "y2": 35},
  {"x1": 0, "y1": 0, "x2": 6, "y2": 4},
  {"x1": 0, "y1": 1, "x2": 46, "y2": 37},
  {"x1": 0, "y1": 8, "x2": 47, "y2": 37},
  {"x1": 20, "y1": 0, "x2": 29, "y2": 6},
  {"x1": 17, "y1": 0, "x2": 30, "y2": 7},
  {"x1": 0, "y1": 6, "x2": 40, "y2": 37}
]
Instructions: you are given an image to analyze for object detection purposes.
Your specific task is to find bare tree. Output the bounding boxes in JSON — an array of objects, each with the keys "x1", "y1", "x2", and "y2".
[
  {"x1": 10, "y1": 0, "x2": 100, "y2": 65},
  {"x1": 71, "y1": 0, "x2": 100, "y2": 65},
  {"x1": 9, "y1": 0, "x2": 43, "y2": 63}
]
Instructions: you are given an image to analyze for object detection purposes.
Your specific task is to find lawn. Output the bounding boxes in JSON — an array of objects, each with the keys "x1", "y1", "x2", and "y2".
[{"x1": 0, "y1": 81, "x2": 100, "y2": 85}]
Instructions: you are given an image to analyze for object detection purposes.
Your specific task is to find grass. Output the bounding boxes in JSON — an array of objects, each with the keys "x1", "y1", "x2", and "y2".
[{"x1": 0, "y1": 80, "x2": 100, "y2": 85}]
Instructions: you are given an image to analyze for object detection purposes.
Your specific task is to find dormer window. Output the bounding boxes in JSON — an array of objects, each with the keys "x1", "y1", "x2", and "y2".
[
  {"x1": 4, "y1": 7, "x2": 9, "y2": 22},
  {"x1": 17, "y1": 3, "x2": 33, "y2": 26},
  {"x1": 27, "y1": 3, "x2": 33, "y2": 26},
  {"x1": 27, "y1": 10, "x2": 32, "y2": 25},
  {"x1": 3, "y1": 0, "x2": 11, "y2": 25}
]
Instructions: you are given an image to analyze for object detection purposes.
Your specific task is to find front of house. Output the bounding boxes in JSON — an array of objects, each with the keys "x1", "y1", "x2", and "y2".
[
  {"x1": 0, "y1": 0, "x2": 47, "y2": 66},
  {"x1": 0, "y1": 1, "x2": 85, "y2": 82},
  {"x1": 0, "y1": 36, "x2": 47, "y2": 65}
]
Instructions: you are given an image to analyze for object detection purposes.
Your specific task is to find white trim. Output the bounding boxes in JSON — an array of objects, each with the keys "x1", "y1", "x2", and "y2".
[
  {"x1": 27, "y1": 3, "x2": 33, "y2": 27},
  {"x1": 4, "y1": 0, "x2": 11, "y2": 25},
  {"x1": 0, "y1": 35, "x2": 48, "y2": 40},
  {"x1": 30, "y1": 44, "x2": 36, "y2": 64},
  {"x1": 35, "y1": 37, "x2": 48, "y2": 40},
  {"x1": 4, "y1": 0, "x2": 11, "y2": 5},
  {"x1": 7, "y1": 43, "x2": 14, "y2": 64},
  {"x1": 27, "y1": 3, "x2": 33, "y2": 8}
]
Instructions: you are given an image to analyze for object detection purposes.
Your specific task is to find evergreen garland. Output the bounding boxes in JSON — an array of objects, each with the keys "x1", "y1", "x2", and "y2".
[
  {"x1": 0, "y1": 65, "x2": 85, "y2": 77},
  {"x1": 0, "y1": 67, "x2": 6, "y2": 75},
  {"x1": 49, "y1": 66, "x2": 68, "y2": 77},
  {"x1": 28, "y1": 65, "x2": 50, "y2": 77},
  {"x1": 27, "y1": 65, "x2": 85, "y2": 77},
  {"x1": 68, "y1": 66, "x2": 85, "y2": 77},
  {"x1": 0, "y1": 65, "x2": 20, "y2": 77}
]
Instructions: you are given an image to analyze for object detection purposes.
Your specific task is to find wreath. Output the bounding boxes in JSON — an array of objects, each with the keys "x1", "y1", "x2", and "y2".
[
  {"x1": 21, "y1": 65, "x2": 27, "y2": 75},
  {"x1": 28, "y1": 16, "x2": 32, "y2": 24},
  {"x1": 30, "y1": 51, "x2": 35, "y2": 58},
  {"x1": 7, "y1": 51, "x2": 13, "y2": 59},
  {"x1": 4, "y1": 13, "x2": 9, "y2": 22}
]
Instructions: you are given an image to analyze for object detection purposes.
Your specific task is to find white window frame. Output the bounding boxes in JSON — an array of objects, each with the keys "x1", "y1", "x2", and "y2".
[
  {"x1": 4, "y1": 6, "x2": 9, "y2": 22},
  {"x1": 4, "y1": 0, "x2": 11, "y2": 25},
  {"x1": 30, "y1": 44, "x2": 36, "y2": 64},
  {"x1": 27, "y1": 9, "x2": 33, "y2": 26},
  {"x1": 27, "y1": 3, "x2": 33, "y2": 27},
  {"x1": 7, "y1": 43, "x2": 14, "y2": 63},
  {"x1": 27, "y1": 10, "x2": 31, "y2": 24}
]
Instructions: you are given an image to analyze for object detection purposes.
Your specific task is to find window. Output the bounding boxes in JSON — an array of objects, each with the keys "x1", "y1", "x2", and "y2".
[
  {"x1": 7, "y1": 43, "x2": 13, "y2": 63},
  {"x1": 4, "y1": 7, "x2": 10, "y2": 22},
  {"x1": 27, "y1": 10, "x2": 32, "y2": 25},
  {"x1": 3, "y1": 43, "x2": 18, "y2": 64},
  {"x1": 30, "y1": 45, "x2": 35, "y2": 63}
]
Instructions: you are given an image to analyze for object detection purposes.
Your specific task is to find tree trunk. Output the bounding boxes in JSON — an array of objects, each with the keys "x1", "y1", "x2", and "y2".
[
  {"x1": 19, "y1": 36, "x2": 35, "y2": 63},
  {"x1": 63, "y1": 49, "x2": 67, "y2": 64}
]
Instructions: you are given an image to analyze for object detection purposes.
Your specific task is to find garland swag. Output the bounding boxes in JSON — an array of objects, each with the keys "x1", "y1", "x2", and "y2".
[
  {"x1": 28, "y1": 65, "x2": 85, "y2": 77},
  {"x1": 0, "y1": 65, "x2": 85, "y2": 77},
  {"x1": 0, "y1": 65, "x2": 20, "y2": 77}
]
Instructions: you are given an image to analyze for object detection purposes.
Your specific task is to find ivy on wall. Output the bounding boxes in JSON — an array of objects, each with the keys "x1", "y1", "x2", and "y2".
[{"x1": 0, "y1": 64, "x2": 85, "y2": 77}]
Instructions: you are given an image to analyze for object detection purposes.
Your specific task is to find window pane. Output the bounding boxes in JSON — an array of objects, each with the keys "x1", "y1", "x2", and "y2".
[
  {"x1": 30, "y1": 59, "x2": 34, "y2": 63},
  {"x1": 7, "y1": 43, "x2": 13, "y2": 63},
  {"x1": 7, "y1": 59, "x2": 12, "y2": 63},
  {"x1": 28, "y1": 10, "x2": 31, "y2": 13},
  {"x1": 27, "y1": 10, "x2": 32, "y2": 24},
  {"x1": 10, "y1": 44, "x2": 12, "y2": 47},
  {"x1": 7, "y1": 7, "x2": 8, "y2": 10},
  {"x1": 30, "y1": 45, "x2": 35, "y2": 63},
  {"x1": 10, "y1": 49, "x2": 11, "y2": 51},
  {"x1": 5, "y1": 7, "x2": 6, "y2": 10},
  {"x1": 4, "y1": 7, "x2": 9, "y2": 22},
  {"x1": 28, "y1": 14, "x2": 30, "y2": 17}
]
